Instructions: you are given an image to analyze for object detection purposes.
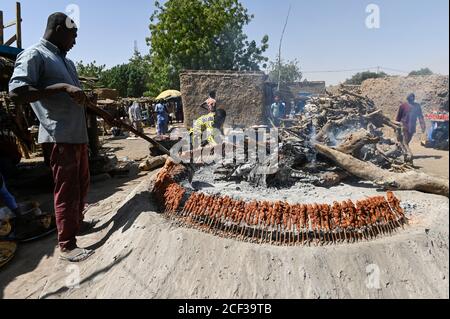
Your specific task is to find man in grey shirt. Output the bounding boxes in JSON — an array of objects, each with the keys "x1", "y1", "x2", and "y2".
[
  {"x1": 128, "y1": 101, "x2": 144, "y2": 135},
  {"x1": 9, "y1": 12, "x2": 93, "y2": 262}
]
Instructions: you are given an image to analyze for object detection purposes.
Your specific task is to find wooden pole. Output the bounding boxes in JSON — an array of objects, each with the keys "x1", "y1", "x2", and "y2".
[
  {"x1": 15, "y1": 2, "x2": 22, "y2": 48},
  {"x1": 87, "y1": 95, "x2": 100, "y2": 158},
  {"x1": 277, "y1": 5, "x2": 291, "y2": 92},
  {"x1": 0, "y1": 11, "x2": 4, "y2": 45}
]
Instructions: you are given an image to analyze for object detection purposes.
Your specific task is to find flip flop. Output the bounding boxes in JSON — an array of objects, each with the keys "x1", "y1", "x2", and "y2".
[{"x1": 59, "y1": 248, "x2": 95, "y2": 263}]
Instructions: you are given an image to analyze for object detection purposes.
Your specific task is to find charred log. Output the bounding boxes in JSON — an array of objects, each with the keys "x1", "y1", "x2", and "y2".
[{"x1": 315, "y1": 143, "x2": 449, "y2": 197}]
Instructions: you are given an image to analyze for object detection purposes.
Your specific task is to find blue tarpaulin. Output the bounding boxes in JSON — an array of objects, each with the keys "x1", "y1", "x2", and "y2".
[{"x1": 0, "y1": 45, "x2": 23, "y2": 58}]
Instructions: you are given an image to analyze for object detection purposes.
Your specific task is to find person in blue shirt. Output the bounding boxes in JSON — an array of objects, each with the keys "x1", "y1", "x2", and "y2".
[
  {"x1": 0, "y1": 173, "x2": 19, "y2": 217},
  {"x1": 270, "y1": 95, "x2": 286, "y2": 127},
  {"x1": 0, "y1": 172, "x2": 20, "y2": 240},
  {"x1": 154, "y1": 101, "x2": 169, "y2": 136},
  {"x1": 9, "y1": 12, "x2": 93, "y2": 262},
  {"x1": 296, "y1": 97, "x2": 307, "y2": 114}
]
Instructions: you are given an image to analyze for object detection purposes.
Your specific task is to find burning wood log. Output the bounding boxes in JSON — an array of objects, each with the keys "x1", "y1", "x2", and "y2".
[
  {"x1": 315, "y1": 143, "x2": 449, "y2": 197},
  {"x1": 336, "y1": 129, "x2": 379, "y2": 156}
]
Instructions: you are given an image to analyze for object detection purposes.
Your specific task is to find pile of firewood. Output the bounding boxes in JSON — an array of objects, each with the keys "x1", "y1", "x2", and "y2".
[
  {"x1": 284, "y1": 90, "x2": 413, "y2": 166},
  {"x1": 0, "y1": 92, "x2": 34, "y2": 159},
  {"x1": 0, "y1": 57, "x2": 14, "y2": 91},
  {"x1": 210, "y1": 90, "x2": 448, "y2": 196},
  {"x1": 302, "y1": 91, "x2": 447, "y2": 196}
]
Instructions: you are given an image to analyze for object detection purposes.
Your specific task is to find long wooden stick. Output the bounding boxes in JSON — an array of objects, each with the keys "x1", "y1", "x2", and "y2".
[{"x1": 85, "y1": 100, "x2": 171, "y2": 156}]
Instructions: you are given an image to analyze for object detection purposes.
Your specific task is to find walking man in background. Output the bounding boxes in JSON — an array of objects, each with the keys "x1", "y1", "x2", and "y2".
[
  {"x1": 128, "y1": 101, "x2": 144, "y2": 136},
  {"x1": 154, "y1": 100, "x2": 169, "y2": 136},
  {"x1": 396, "y1": 93, "x2": 426, "y2": 145},
  {"x1": 9, "y1": 12, "x2": 94, "y2": 262}
]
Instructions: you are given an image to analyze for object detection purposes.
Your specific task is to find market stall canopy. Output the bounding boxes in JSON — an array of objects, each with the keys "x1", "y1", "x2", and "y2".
[
  {"x1": 122, "y1": 97, "x2": 155, "y2": 104},
  {"x1": 156, "y1": 90, "x2": 181, "y2": 101},
  {"x1": 97, "y1": 99, "x2": 117, "y2": 105}
]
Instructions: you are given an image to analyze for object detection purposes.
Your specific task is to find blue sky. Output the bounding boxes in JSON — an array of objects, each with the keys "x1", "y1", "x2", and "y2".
[{"x1": 1, "y1": 0, "x2": 448, "y2": 84}]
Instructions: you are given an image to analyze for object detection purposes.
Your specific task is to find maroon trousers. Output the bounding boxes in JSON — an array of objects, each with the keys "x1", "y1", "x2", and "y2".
[
  {"x1": 43, "y1": 144, "x2": 90, "y2": 251},
  {"x1": 403, "y1": 127, "x2": 414, "y2": 145}
]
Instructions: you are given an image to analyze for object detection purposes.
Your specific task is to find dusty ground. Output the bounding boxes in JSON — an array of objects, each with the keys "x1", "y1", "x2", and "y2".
[
  {"x1": 410, "y1": 140, "x2": 449, "y2": 178},
  {"x1": 0, "y1": 135, "x2": 448, "y2": 299}
]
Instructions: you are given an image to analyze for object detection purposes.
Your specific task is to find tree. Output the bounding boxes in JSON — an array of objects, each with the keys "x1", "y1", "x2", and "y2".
[
  {"x1": 126, "y1": 51, "x2": 152, "y2": 97},
  {"x1": 146, "y1": 0, "x2": 269, "y2": 94},
  {"x1": 77, "y1": 52, "x2": 151, "y2": 98},
  {"x1": 345, "y1": 71, "x2": 388, "y2": 85},
  {"x1": 100, "y1": 64, "x2": 130, "y2": 97},
  {"x1": 267, "y1": 58, "x2": 302, "y2": 84},
  {"x1": 409, "y1": 68, "x2": 433, "y2": 76},
  {"x1": 76, "y1": 60, "x2": 106, "y2": 79}
]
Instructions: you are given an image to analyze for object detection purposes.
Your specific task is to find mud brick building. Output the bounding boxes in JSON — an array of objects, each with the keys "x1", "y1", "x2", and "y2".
[{"x1": 180, "y1": 70, "x2": 270, "y2": 128}]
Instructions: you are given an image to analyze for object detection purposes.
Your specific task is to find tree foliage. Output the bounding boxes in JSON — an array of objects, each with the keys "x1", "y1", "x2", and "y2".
[
  {"x1": 268, "y1": 58, "x2": 302, "y2": 84},
  {"x1": 76, "y1": 52, "x2": 151, "y2": 98},
  {"x1": 345, "y1": 71, "x2": 388, "y2": 85},
  {"x1": 146, "y1": 0, "x2": 269, "y2": 95},
  {"x1": 409, "y1": 68, "x2": 433, "y2": 76},
  {"x1": 76, "y1": 60, "x2": 106, "y2": 79}
]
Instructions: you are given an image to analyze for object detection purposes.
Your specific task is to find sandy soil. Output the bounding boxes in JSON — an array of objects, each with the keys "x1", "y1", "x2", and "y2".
[
  {"x1": 2, "y1": 172, "x2": 447, "y2": 299},
  {"x1": 0, "y1": 136, "x2": 448, "y2": 299},
  {"x1": 98, "y1": 133, "x2": 153, "y2": 162},
  {"x1": 409, "y1": 140, "x2": 449, "y2": 179}
]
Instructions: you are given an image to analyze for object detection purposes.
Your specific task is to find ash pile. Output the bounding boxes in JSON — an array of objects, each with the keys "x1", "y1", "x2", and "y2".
[{"x1": 214, "y1": 90, "x2": 415, "y2": 189}]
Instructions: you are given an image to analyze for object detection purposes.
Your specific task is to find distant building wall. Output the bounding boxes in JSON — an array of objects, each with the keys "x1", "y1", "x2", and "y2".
[
  {"x1": 94, "y1": 88, "x2": 119, "y2": 101},
  {"x1": 180, "y1": 70, "x2": 268, "y2": 128},
  {"x1": 274, "y1": 81, "x2": 327, "y2": 103}
]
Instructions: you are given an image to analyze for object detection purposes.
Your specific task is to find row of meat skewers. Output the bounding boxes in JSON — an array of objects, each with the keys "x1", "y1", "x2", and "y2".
[{"x1": 153, "y1": 170, "x2": 407, "y2": 246}]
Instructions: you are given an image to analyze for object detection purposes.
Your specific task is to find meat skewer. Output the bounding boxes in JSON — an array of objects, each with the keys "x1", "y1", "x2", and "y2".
[
  {"x1": 259, "y1": 202, "x2": 269, "y2": 244},
  {"x1": 156, "y1": 177, "x2": 408, "y2": 246},
  {"x1": 332, "y1": 202, "x2": 342, "y2": 243},
  {"x1": 321, "y1": 204, "x2": 331, "y2": 244},
  {"x1": 300, "y1": 204, "x2": 308, "y2": 245}
]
